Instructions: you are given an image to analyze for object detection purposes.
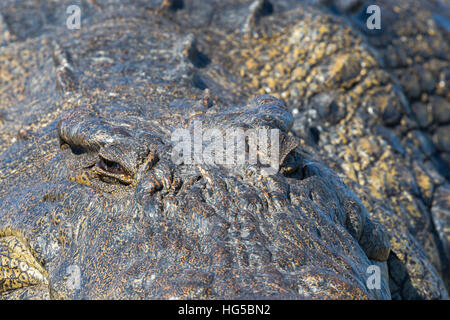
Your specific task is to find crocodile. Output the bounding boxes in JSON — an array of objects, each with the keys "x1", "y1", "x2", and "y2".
[
  {"x1": 0, "y1": 0, "x2": 448, "y2": 299},
  {"x1": 191, "y1": 0, "x2": 450, "y2": 298}
]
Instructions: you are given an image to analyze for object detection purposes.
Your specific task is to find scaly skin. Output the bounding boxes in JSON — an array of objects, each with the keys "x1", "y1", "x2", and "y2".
[
  {"x1": 0, "y1": 0, "x2": 447, "y2": 299},
  {"x1": 337, "y1": 0, "x2": 450, "y2": 293},
  {"x1": 195, "y1": 0, "x2": 449, "y2": 298}
]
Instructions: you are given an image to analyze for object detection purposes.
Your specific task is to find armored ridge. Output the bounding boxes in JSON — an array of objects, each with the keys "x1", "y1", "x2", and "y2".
[{"x1": 0, "y1": 0, "x2": 448, "y2": 299}]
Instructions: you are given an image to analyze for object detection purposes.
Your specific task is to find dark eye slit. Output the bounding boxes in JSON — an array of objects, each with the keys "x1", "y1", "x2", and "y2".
[
  {"x1": 98, "y1": 157, "x2": 125, "y2": 175},
  {"x1": 68, "y1": 144, "x2": 86, "y2": 155}
]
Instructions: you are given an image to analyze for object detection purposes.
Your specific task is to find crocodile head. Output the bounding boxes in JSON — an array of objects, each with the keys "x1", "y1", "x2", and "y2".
[{"x1": 0, "y1": 0, "x2": 394, "y2": 300}]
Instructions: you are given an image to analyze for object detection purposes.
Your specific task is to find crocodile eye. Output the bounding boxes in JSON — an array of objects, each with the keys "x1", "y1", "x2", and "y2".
[{"x1": 98, "y1": 157, "x2": 125, "y2": 175}]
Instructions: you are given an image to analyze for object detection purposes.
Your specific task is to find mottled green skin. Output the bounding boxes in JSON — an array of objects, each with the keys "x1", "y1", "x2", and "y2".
[{"x1": 0, "y1": 0, "x2": 447, "y2": 299}]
